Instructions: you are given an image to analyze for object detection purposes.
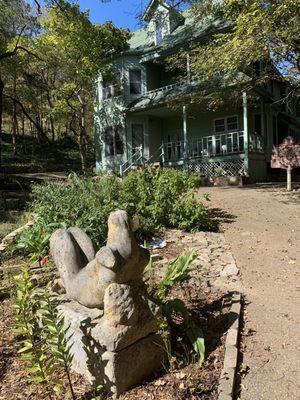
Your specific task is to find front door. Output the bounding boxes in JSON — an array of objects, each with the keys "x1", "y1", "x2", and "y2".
[{"x1": 131, "y1": 123, "x2": 144, "y2": 158}]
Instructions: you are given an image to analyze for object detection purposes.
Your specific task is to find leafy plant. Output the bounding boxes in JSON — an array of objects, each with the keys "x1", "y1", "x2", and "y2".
[
  {"x1": 13, "y1": 265, "x2": 76, "y2": 399},
  {"x1": 158, "y1": 252, "x2": 197, "y2": 299},
  {"x1": 25, "y1": 169, "x2": 211, "y2": 256},
  {"x1": 17, "y1": 221, "x2": 65, "y2": 263},
  {"x1": 154, "y1": 252, "x2": 205, "y2": 364}
]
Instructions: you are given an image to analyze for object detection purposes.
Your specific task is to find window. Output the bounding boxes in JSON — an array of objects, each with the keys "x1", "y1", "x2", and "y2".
[
  {"x1": 104, "y1": 126, "x2": 124, "y2": 156},
  {"x1": 155, "y1": 21, "x2": 163, "y2": 45},
  {"x1": 102, "y1": 72, "x2": 122, "y2": 100},
  {"x1": 214, "y1": 119, "x2": 226, "y2": 133},
  {"x1": 227, "y1": 116, "x2": 238, "y2": 131},
  {"x1": 254, "y1": 114, "x2": 262, "y2": 135},
  {"x1": 214, "y1": 116, "x2": 238, "y2": 133},
  {"x1": 129, "y1": 69, "x2": 142, "y2": 95}
]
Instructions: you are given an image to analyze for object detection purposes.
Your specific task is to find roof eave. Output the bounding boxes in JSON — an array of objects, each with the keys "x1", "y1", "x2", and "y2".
[{"x1": 143, "y1": 0, "x2": 171, "y2": 22}]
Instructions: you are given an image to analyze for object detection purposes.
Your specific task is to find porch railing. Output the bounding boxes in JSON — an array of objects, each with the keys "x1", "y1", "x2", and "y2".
[
  {"x1": 164, "y1": 131, "x2": 245, "y2": 162},
  {"x1": 119, "y1": 131, "x2": 264, "y2": 176},
  {"x1": 120, "y1": 146, "x2": 144, "y2": 176}
]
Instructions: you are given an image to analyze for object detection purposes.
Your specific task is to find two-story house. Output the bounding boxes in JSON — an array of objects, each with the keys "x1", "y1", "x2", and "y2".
[{"x1": 94, "y1": 0, "x2": 300, "y2": 181}]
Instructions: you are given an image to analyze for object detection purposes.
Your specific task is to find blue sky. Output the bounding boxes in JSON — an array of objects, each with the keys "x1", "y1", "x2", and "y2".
[
  {"x1": 78, "y1": 0, "x2": 146, "y2": 30},
  {"x1": 29, "y1": 1, "x2": 147, "y2": 31}
]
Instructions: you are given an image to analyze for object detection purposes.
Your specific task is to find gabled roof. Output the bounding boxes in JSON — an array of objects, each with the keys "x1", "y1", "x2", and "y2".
[
  {"x1": 143, "y1": 0, "x2": 172, "y2": 22},
  {"x1": 127, "y1": 8, "x2": 227, "y2": 56}
]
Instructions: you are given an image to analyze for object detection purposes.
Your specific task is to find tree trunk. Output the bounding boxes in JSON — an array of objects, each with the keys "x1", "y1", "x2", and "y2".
[
  {"x1": 21, "y1": 114, "x2": 25, "y2": 136},
  {"x1": 78, "y1": 96, "x2": 87, "y2": 172},
  {"x1": 287, "y1": 168, "x2": 292, "y2": 191},
  {"x1": 0, "y1": 78, "x2": 4, "y2": 166},
  {"x1": 50, "y1": 116, "x2": 55, "y2": 142},
  {"x1": 12, "y1": 76, "x2": 17, "y2": 156}
]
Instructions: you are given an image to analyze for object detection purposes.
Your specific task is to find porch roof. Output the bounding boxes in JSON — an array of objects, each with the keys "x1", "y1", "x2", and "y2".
[
  {"x1": 127, "y1": 72, "x2": 251, "y2": 112},
  {"x1": 127, "y1": 81, "x2": 201, "y2": 112}
]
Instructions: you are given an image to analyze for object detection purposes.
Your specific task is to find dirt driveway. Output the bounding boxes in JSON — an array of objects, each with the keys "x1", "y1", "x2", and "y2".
[{"x1": 200, "y1": 184, "x2": 300, "y2": 400}]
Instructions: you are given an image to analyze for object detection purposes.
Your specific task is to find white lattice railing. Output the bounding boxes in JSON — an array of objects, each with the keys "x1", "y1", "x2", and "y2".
[
  {"x1": 164, "y1": 131, "x2": 245, "y2": 161},
  {"x1": 187, "y1": 159, "x2": 246, "y2": 177}
]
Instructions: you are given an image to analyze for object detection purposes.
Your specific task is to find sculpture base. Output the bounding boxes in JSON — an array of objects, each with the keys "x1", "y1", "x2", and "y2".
[{"x1": 60, "y1": 301, "x2": 166, "y2": 398}]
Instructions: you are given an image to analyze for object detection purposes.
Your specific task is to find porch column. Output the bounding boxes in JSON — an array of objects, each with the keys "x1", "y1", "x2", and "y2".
[
  {"x1": 260, "y1": 100, "x2": 266, "y2": 152},
  {"x1": 183, "y1": 105, "x2": 188, "y2": 163},
  {"x1": 243, "y1": 92, "x2": 249, "y2": 175}
]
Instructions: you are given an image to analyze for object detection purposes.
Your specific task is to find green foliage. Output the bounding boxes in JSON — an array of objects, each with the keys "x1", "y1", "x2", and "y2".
[
  {"x1": 158, "y1": 252, "x2": 197, "y2": 299},
  {"x1": 13, "y1": 265, "x2": 75, "y2": 399},
  {"x1": 17, "y1": 221, "x2": 64, "y2": 262},
  {"x1": 168, "y1": 0, "x2": 300, "y2": 108},
  {"x1": 28, "y1": 173, "x2": 121, "y2": 249},
  {"x1": 21, "y1": 170, "x2": 210, "y2": 259},
  {"x1": 154, "y1": 252, "x2": 205, "y2": 365},
  {"x1": 120, "y1": 168, "x2": 209, "y2": 235}
]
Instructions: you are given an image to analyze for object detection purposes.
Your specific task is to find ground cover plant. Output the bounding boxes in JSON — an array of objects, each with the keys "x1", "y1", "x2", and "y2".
[{"x1": 18, "y1": 169, "x2": 211, "y2": 259}]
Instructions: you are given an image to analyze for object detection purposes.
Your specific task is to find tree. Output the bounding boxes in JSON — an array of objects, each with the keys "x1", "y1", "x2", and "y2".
[
  {"x1": 168, "y1": 0, "x2": 300, "y2": 108},
  {"x1": 0, "y1": 0, "x2": 38, "y2": 164},
  {"x1": 271, "y1": 137, "x2": 300, "y2": 191},
  {"x1": 0, "y1": 0, "x2": 130, "y2": 170},
  {"x1": 33, "y1": 2, "x2": 130, "y2": 170}
]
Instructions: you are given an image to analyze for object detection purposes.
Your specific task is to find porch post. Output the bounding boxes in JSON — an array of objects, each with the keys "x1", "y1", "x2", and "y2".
[
  {"x1": 260, "y1": 100, "x2": 266, "y2": 152},
  {"x1": 243, "y1": 92, "x2": 249, "y2": 176},
  {"x1": 183, "y1": 104, "x2": 188, "y2": 165}
]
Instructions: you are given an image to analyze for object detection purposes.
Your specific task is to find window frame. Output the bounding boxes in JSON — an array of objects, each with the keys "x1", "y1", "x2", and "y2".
[
  {"x1": 213, "y1": 115, "x2": 239, "y2": 134},
  {"x1": 129, "y1": 68, "x2": 142, "y2": 95},
  {"x1": 104, "y1": 125, "x2": 124, "y2": 157}
]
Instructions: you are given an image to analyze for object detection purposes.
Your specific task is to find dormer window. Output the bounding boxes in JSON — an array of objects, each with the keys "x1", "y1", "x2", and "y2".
[{"x1": 155, "y1": 20, "x2": 163, "y2": 44}]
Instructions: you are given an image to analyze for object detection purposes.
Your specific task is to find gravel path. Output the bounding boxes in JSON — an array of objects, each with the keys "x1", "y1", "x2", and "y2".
[{"x1": 200, "y1": 184, "x2": 300, "y2": 400}]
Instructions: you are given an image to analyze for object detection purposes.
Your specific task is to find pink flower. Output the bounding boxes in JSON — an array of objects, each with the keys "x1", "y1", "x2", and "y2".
[{"x1": 41, "y1": 256, "x2": 47, "y2": 265}]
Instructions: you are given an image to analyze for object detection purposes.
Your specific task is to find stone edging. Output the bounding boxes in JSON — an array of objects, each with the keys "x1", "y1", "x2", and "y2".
[
  {"x1": 0, "y1": 221, "x2": 34, "y2": 252},
  {"x1": 218, "y1": 292, "x2": 242, "y2": 400}
]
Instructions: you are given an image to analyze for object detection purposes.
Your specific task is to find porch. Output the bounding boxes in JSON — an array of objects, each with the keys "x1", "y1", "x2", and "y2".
[{"x1": 121, "y1": 129, "x2": 264, "y2": 177}]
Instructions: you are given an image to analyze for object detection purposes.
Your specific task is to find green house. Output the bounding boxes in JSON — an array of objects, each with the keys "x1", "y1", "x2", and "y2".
[{"x1": 94, "y1": 0, "x2": 300, "y2": 181}]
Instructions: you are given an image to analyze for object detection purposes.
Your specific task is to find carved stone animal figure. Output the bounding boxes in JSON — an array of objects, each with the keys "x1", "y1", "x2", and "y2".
[{"x1": 50, "y1": 210, "x2": 149, "y2": 308}]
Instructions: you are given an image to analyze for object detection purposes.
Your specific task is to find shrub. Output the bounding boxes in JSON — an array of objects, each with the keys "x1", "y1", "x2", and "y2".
[
  {"x1": 23, "y1": 169, "x2": 210, "y2": 257},
  {"x1": 120, "y1": 168, "x2": 209, "y2": 235},
  {"x1": 29, "y1": 173, "x2": 121, "y2": 247}
]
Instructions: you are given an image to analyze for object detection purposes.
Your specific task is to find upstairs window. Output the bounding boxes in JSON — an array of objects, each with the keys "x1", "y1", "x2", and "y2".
[
  {"x1": 129, "y1": 69, "x2": 142, "y2": 95},
  {"x1": 104, "y1": 126, "x2": 124, "y2": 156},
  {"x1": 214, "y1": 116, "x2": 238, "y2": 133},
  {"x1": 102, "y1": 72, "x2": 122, "y2": 100}
]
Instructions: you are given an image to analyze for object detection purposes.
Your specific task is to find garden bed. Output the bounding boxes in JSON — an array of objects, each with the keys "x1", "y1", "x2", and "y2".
[{"x1": 0, "y1": 228, "x2": 240, "y2": 400}]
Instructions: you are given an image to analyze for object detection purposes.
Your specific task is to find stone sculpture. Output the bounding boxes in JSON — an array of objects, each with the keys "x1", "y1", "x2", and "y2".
[{"x1": 50, "y1": 210, "x2": 165, "y2": 398}]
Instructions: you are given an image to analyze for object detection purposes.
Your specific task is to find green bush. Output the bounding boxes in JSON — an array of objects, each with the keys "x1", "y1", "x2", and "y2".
[
  {"x1": 25, "y1": 169, "x2": 210, "y2": 256},
  {"x1": 120, "y1": 168, "x2": 209, "y2": 235}
]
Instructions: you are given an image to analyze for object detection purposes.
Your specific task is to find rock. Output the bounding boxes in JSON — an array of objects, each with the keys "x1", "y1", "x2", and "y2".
[{"x1": 220, "y1": 263, "x2": 239, "y2": 277}]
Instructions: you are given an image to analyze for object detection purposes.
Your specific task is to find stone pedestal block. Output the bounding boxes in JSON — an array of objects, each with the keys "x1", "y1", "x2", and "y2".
[{"x1": 60, "y1": 300, "x2": 165, "y2": 398}]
